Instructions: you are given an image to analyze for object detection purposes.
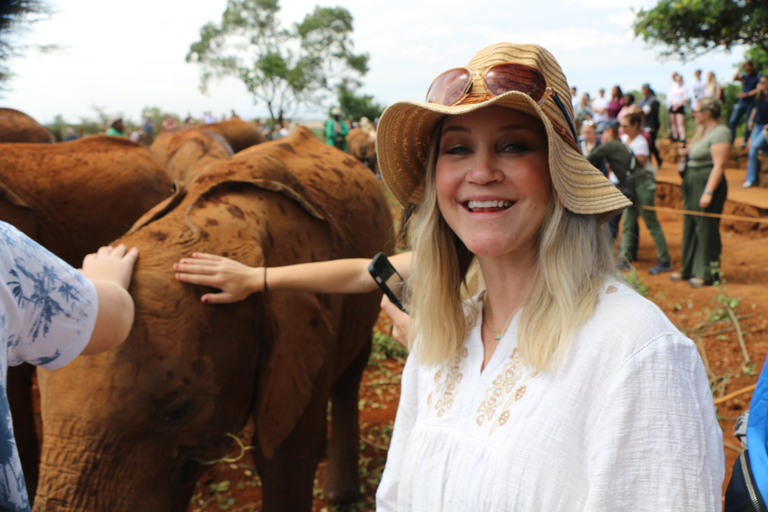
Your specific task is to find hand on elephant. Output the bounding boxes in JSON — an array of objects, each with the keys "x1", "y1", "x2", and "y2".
[
  {"x1": 80, "y1": 244, "x2": 139, "y2": 290},
  {"x1": 381, "y1": 295, "x2": 410, "y2": 349},
  {"x1": 174, "y1": 253, "x2": 261, "y2": 303}
]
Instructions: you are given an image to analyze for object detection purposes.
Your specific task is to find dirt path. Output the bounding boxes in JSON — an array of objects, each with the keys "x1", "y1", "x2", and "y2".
[{"x1": 190, "y1": 172, "x2": 768, "y2": 512}]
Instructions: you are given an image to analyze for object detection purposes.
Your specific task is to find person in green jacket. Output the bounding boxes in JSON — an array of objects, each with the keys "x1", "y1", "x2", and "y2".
[
  {"x1": 586, "y1": 119, "x2": 671, "y2": 274},
  {"x1": 105, "y1": 116, "x2": 126, "y2": 137},
  {"x1": 325, "y1": 107, "x2": 349, "y2": 152}
]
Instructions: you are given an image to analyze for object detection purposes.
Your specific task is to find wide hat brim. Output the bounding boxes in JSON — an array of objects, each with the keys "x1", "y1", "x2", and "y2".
[{"x1": 376, "y1": 64, "x2": 630, "y2": 224}]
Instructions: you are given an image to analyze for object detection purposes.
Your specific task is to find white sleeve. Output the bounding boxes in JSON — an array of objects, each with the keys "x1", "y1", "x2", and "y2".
[
  {"x1": 583, "y1": 334, "x2": 724, "y2": 512},
  {"x1": 376, "y1": 352, "x2": 419, "y2": 511},
  {"x1": 631, "y1": 137, "x2": 650, "y2": 157}
]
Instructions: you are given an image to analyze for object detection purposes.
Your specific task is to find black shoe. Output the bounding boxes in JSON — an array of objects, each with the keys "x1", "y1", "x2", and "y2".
[{"x1": 648, "y1": 261, "x2": 673, "y2": 275}]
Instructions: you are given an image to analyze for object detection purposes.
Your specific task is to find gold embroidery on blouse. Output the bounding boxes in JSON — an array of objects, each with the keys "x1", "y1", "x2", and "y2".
[
  {"x1": 606, "y1": 285, "x2": 617, "y2": 294},
  {"x1": 427, "y1": 347, "x2": 468, "y2": 417},
  {"x1": 476, "y1": 348, "x2": 538, "y2": 434}
]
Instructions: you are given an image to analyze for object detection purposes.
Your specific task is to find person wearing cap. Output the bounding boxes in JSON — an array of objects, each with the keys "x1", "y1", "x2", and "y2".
[
  {"x1": 105, "y1": 116, "x2": 125, "y2": 137},
  {"x1": 326, "y1": 107, "x2": 349, "y2": 152},
  {"x1": 617, "y1": 111, "x2": 672, "y2": 274},
  {"x1": 173, "y1": 43, "x2": 723, "y2": 510},
  {"x1": 637, "y1": 83, "x2": 662, "y2": 166}
]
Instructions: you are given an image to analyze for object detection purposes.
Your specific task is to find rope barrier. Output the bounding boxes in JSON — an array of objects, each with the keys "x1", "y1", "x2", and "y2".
[{"x1": 630, "y1": 204, "x2": 768, "y2": 224}]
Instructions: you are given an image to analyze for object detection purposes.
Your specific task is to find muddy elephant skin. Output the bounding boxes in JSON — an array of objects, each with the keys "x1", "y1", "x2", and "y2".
[
  {"x1": 203, "y1": 118, "x2": 267, "y2": 153},
  {"x1": 33, "y1": 126, "x2": 394, "y2": 512},
  {"x1": 0, "y1": 108, "x2": 55, "y2": 143},
  {"x1": 346, "y1": 128, "x2": 376, "y2": 171},
  {"x1": 150, "y1": 128, "x2": 234, "y2": 186},
  {"x1": 0, "y1": 135, "x2": 174, "y2": 266}
]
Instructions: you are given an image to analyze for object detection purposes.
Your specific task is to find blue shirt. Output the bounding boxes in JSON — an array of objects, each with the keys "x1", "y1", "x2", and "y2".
[
  {"x1": 741, "y1": 72, "x2": 761, "y2": 105},
  {"x1": 0, "y1": 222, "x2": 97, "y2": 510},
  {"x1": 753, "y1": 94, "x2": 768, "y2": 125}
]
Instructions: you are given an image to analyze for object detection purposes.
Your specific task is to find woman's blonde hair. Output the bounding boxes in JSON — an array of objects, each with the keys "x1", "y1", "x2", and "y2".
[{"x1": 406, "y1": 119, "x2": 616, "y2": 371}]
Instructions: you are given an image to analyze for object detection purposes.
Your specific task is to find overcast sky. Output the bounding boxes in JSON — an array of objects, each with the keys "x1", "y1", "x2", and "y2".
[{"x1": 1, "y1": 0, "x2": 746, "y2": 125}]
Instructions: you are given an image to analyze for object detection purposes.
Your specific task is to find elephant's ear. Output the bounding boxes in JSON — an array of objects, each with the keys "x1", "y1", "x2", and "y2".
[
  {"x1": 126, "y1": 181, "x2": 186, "y2": 234},
  {"x1": 254, "y1": 289, "x2": 339, "y2": 460}
]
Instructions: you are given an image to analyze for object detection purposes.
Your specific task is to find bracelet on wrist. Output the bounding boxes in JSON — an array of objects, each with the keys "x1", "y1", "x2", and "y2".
[{"x1": 703, "y1": 189, "x2": 713, "y2": 195}]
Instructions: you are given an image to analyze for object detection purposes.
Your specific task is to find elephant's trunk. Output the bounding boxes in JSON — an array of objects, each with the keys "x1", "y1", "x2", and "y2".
[{"x1": 33, "y1": 416, "x2": 166, "y2": 511}]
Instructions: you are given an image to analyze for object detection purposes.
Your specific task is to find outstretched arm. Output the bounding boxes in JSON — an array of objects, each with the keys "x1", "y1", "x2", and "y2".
[
  {"x1": 174, "y1": 252, "x2": 413, "y2": 304},
  {"x1": 80, "y1": 245, "x2": 138, "y2": 355}
]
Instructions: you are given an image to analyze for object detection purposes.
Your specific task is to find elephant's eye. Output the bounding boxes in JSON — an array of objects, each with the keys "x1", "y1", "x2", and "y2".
[{"x1": 157, "y1": 399, "x2": 196, "y2": 425}]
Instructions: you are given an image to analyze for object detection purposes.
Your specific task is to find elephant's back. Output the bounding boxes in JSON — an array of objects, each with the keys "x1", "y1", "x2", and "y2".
[
  {"x1": 0, "y1": 108, "x2": 55, "y2": 143},
  {"x1": 150, "y1": 129, "x2": 234, "y2": 185},
  {"x1": 196, "y1": 124, "x2": 393, "y2": 257},
  {"x1": 203, "y1": 118, "x2": 267, "y2": 153},
  {"x1": 0, "y1": 135, "x2": 172, "y2": 201}
]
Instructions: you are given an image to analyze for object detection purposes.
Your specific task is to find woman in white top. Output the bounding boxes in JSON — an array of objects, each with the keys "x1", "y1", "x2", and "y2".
[
  {"x1": 667, "y1": 72, "x2": 690, "y2": 143},
  {"x1": 174, "y1": 43, "x2": 724, "y2": 511}
]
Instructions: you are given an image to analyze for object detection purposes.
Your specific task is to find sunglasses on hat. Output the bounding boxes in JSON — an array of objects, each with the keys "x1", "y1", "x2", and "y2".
[{"x1": 425, "y1": 63, "x2": 579, "y2": 144}]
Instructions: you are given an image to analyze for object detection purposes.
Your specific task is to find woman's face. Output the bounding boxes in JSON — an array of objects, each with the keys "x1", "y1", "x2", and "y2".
[
  {"x1": 435, "y1": 106, "x2": 551, "y2": 261},
  {"x1": 581, "y1": 124, "x2": 597, "y2": 143},
  {"x1": 620, "y1": 118, "x2": 640, "y2": 138}
]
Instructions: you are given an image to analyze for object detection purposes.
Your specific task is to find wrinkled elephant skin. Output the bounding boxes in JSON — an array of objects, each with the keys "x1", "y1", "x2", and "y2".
[
  {"x1": 0, "y1": 135, "x2": 174, "y2": 266},
  {"x1": 34, "y1": 126, "x2": 394, "y2": 512},
  {"x1": 0, "y1": 108, "x2": 55, "y2": 143}
]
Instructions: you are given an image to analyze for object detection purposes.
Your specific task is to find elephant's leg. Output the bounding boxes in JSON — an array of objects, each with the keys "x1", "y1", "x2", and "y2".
[
  {"x1": 8, "y1": 364, "x2": 39, "y2": 501},
  {"x1": 253, "y1": 374, "x2": 331, "y2": 512},
  {"x1": 324, "y1": 337, "x2": 371, "y2": 503}
]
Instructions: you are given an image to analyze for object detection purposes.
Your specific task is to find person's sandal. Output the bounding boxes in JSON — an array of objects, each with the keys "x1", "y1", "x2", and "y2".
[
  {"x1": 688, "y1": 277, "x2": 706, "y2": 288},
  {"x1": 670, "y1": 272, "x2": 684, "y2": 282}
]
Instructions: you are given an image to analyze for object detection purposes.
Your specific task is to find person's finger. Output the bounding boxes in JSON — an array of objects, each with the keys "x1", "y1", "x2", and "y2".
[
  {"x1": 111, "y1": 244, "x2": 127, "y2": 258},
  {"x1": 175, "y1": 272, "x2": 218, "y2": 287},
  {"x1": 97, "y1": 245, "x2": 114, "y2": 256},
  {"x1": 174, "y1": 262, "x2": 218, "y2": 275},
  {"x1": 201, "y1": 292, "x2": 237, "y2": 304},
  {"x1": 124, "y1": 247, "x2": 139, "y2": 263},
  {"x1": 191, "y1": 253, "x2": 223, "y2": 261}
]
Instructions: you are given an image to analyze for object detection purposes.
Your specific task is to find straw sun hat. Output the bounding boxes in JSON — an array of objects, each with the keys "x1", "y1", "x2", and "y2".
[{"x1": 376, "y1": 42, "x2": 631, "y2": 222}]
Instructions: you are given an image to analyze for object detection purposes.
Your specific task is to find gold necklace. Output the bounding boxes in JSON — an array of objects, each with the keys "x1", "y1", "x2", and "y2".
[{"x1": 481, "y1": 303, "x2": 519, "y2": 341}]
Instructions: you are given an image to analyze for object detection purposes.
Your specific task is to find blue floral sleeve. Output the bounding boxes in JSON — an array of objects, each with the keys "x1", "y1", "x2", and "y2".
[
  {"x1": 0, "y1": 222, "x2": 98, "y2": 370},
  {"x1": 0, "y1": 221, "x2": 98, "y2": 510}
]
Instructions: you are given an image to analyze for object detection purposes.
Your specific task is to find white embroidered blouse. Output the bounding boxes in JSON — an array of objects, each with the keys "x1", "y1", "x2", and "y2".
[{"x1": 376, "y1": 279, "x2": 724, "y2": 512}]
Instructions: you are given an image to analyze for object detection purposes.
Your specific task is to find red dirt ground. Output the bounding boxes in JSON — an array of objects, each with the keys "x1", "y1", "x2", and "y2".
[{"x1": 189, "y1": 164, "x2": 768, "y2": 512}]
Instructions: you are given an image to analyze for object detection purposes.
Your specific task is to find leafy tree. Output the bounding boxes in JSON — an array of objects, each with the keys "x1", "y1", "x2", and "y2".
[
  {"x1": 0, "y1": 0, "x2": 53, "y2": 93},
  {"x1": 633, "y1": 0, "x2": 768, "y2": 62},
  {"x1": 745, "y1": 46, "x2": 768, "y2": 74},
  {"x1": 337, "y1": 80, "x2": 385, "y2": 122},
  {"x1": 186, "y1": 0, "x2": 369, "y2": 130}
]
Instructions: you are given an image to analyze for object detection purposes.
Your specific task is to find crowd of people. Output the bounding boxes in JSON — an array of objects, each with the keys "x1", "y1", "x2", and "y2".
[{"x1": 571, "y1": 60, "x2": 765, "y2": 288}]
